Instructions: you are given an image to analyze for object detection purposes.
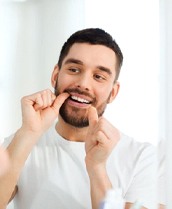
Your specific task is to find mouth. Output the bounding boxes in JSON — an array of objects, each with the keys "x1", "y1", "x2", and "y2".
[{"x1": 69, "y1": 95, "x2": 92, "y2": 104}]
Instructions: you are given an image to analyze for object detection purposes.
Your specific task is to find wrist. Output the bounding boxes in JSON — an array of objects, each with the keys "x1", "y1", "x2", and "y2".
[
  {"x1": 85, "y1": 159, "x2": 107, "y2": 178},
  {"x1": 10, "y1": 127, "x2": 42, "y2": 151},
  {"x1": 19, "y1": 125, "x2": 43, "y2": 138}
]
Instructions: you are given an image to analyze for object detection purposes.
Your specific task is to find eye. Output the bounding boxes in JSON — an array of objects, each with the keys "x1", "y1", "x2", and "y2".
[
  {"x1": 94, "y1": 74, "x2": 106, "y2": 81},
  {"x1": 68, "y1": 68, "x2": 80, "y2": 73}
]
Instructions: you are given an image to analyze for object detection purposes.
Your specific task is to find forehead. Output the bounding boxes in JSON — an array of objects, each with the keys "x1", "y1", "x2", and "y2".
[{"x1": 62, "y1": 43, "x2": 117, "y2": 72}]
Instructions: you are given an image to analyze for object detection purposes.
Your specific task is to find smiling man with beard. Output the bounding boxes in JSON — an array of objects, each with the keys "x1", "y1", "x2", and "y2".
[{"x1": 0, "y1": 28, "x2": 158, "y2": 209}]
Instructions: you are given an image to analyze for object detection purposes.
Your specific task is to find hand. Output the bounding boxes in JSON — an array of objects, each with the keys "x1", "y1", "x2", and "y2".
[
  {"x1": 21, "y1": 89, "x2": 69, "y2": 135},
  {"x1": 85, "y1": 106, "x2": 120, "y2": 168}
]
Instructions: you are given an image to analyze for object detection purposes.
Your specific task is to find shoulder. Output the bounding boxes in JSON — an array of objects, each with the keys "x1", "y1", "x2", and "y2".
[
  {"x1": 118, "y1": 132, "x2": 156, "y2": 155},
  {"x1": 2, "y1": 125, "x2": 57, "y2": 149},
  {"x1": 112, "y1": 132, "x2": 157, "y2": 167}
]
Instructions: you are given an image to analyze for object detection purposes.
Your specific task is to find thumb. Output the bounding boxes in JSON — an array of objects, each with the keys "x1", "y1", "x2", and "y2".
[{"x1": 88, "y1": 106, "x2": 98, "y2": 128}]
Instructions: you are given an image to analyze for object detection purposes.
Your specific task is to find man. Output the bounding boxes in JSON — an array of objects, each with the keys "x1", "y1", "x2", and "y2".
[{"x1": 0, "y1": 28, "x2": 157, "y2": 209}]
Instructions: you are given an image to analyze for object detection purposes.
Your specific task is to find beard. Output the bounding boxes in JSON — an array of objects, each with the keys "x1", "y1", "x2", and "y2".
[{"x1": 55, "y1": 81, "x2": 111, "y2": 128}]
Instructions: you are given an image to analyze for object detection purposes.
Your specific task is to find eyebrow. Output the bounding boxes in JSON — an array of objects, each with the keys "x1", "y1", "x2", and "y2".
[
  {"x1": 64, "y1": 58, "x2": 83, "y2": 65},
  {"x1": 97, "y1": 66, "x2": 112, "y2": 75},
  {"x1": 64, "y1": 58, "x2": 112, "y2": 75}
]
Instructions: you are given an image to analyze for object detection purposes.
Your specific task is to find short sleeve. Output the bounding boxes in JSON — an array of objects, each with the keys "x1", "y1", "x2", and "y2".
[{"x1": 124, "y1": 144, "x2": 158, "y2": 209}]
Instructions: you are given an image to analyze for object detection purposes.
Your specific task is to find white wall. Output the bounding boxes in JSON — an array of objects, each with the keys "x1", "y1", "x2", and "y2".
[{"x1": 84, "y1": 0, "x2": 160, "y2": 145}]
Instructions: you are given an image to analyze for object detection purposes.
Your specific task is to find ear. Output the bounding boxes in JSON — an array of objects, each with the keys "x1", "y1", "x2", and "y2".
[
  {"x1": 108, "y1": 81, "x2": 120, "y2": 103},
  {"x1": 51, "y1": 64, "x2": 59, "y2": 88}
]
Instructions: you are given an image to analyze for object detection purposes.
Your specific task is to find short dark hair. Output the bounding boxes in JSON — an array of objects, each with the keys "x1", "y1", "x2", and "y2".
[{"x1": 57, "y1": 28, "x2": 123, "y2": 81}]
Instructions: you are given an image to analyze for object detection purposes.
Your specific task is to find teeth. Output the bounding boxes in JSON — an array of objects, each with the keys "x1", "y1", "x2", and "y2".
[{"x1": 71, "y1": 96, "x2": 90, "y2": 104}]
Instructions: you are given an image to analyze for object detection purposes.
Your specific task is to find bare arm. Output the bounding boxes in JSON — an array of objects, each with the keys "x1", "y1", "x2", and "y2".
[
  {"x1": 0, "y1": 146, "x2": 9, "y2": 177},
  {"x1": 0, "y1": 89, "x2": 69, "y2": 209},
  {"x1": 85, "y1": 106, "x2": 120, "y2": 209},
  {"x1": 85, "y1": 107, "x2": 149, "y2": 209}
]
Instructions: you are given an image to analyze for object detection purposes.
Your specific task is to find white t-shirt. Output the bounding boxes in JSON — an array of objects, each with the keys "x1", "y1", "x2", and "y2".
[{"x1": 4, "y1": 125, "x2": 158, "y2": 209}]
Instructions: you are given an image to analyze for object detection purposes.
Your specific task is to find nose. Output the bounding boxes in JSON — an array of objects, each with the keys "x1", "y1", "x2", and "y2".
[{"x1": 75, "y1": 73, "x2": 91, "y2": 91}]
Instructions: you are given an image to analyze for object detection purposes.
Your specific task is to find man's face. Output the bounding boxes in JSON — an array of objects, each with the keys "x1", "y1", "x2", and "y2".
[{"x1": 52, "y1": 43, "x2": 119, "y2": 128}]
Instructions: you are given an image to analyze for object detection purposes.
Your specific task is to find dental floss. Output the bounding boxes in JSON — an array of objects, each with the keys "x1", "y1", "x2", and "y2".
[{"x1": 99, "y1": 188, "x2": 125, "y2": 209}]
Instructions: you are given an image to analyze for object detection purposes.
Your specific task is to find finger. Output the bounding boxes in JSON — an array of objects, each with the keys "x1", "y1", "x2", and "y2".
[
  {"x1": 44, "y1": 90, "x2": 52, "y2": 107},
  {"x1": 33, "y1": 90, "x2": 52, "y2": 111},
  {"x1": 96, "y1": 131, "x2": 108, "y2": 145},
  {"x1": 52, "y1": 93, "x2": 69, "y2": 114},
  {"x1": 38, "y1": 90, "x2": 49, "y2": 109},
  {"x1": 88, "y1": 106, "x2": 98, "y2": 127},
  {"x1": 96, "y1": 117, "x2": 120, "y2": 141},
  {"x1": 41, "y1": 90, "x2": 55, "y2": 109},
  {"x1": 33, "y1": 93, "x2": 44, "y2": 111}
]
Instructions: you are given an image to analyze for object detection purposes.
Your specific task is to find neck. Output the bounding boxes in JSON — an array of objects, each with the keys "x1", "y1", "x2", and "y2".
[{"x1": 55, "y1": 116, "x2": 89, "y2": 142}]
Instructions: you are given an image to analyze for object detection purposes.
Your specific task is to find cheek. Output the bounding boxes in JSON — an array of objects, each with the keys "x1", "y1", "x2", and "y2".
[
  {"x1": 57, "y1": 72, "x2": 65, "y2": 85},
  {"x1": 56, "y1": 74, "x2": 74, "y2": 92},
  {"x1": 96, "y1": 88, "x2": 109, "y2": 100},
  {"x1": 99, "y1": 85, "x2": 113, "y2": 95},
  {"x1": 97, "y1": 86, "x2": 114, "y2": 103}
]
